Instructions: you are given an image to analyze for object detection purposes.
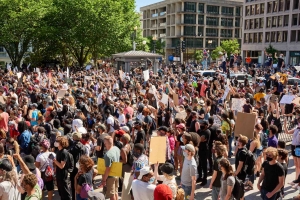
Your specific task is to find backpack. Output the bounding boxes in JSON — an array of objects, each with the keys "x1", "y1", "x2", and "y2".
[
  {"x1": 64, "y1": 149, "x2": 74, "y2": 173},
  {"x1": 149, "y1": 116, "x2": 157, "y2": 130},
  {"x1": 29, "y1": 134, "x2": 47, "y2": 158},
  {"x1": 232, "y1": 176, "x2": 244, "y2": 200},
  {"x1": 69, "y1": 142, "x2": 87, "y2": 164},
  {"x1": 41, "y1": 154, "x2": 54, "y2": 182},
  {"x1": 241, "y1": 149, "x2": 256, "y2": 175},
  {"x1": 260, "y1": 132, "x2": 268, "y2": 149},
  {"x1": 113, "y1": 118, "x2": 120, "y2": 130},
  {"x1": 80, "y1": 174, "x2": 92, "y2": 198},
  {"x1": 35, "y1": 171, "x2": 44, "y2": 190}
]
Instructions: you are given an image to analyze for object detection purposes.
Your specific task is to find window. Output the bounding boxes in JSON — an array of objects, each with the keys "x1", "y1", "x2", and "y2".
[
  {"x1": 198, "y1": 3, "x2": 204, "y2": 13},
  {"x1": 278, "y1": 16, "x2": 283, "y2": 26},
  {"x1": 235, "y1": 18, "x2": 240, "y2": 27},
  {"x1": 250, "y1": 19, "x2": 254, "y2": 29},
  {"x1": 293, "y1": 0, "x2": 299, "y2": 9},
  {"x1": 198, "y1": 27, "x2": 204, "y2": 36},
  {"x1": 259, "y1": 32, "x2": 263, "y2": 42},
  {"x1": 235, "y1": 29, "x2": 240, "y2": 38},
  {"x1": 285, "y1": 0, "x2": 290, "y2": 10},
  {"x1": 292, "y1": 14, "x2": 298, "y2": 25},
  {"x1": 251, "y1": 5, "x2": 255, "y2": 15},
  {"x1": 246, "y1": 6, "x2": 250, "y2": 16},
  {"x1": 244, "y1": 33, "x2": 249, "y2": 43},
  {"x1": 221, "y1": 7, "x2": 234, "y2": 15},
  {"x1": 284, "y1": 15, "x2": 289, "y2": 26},
  {"x1": 266, "y1": 32, "x2": 270, "y2": 42},
  {"x1": 255, "y1": 18, "x2": 259, "y2": 28},
  {"x1": 206, "y1": 28, "x2": 218, "y2": 37},
  {"x1": 261, "y1": 3, "x2": 265, "y2": 14},
  {"x1": 291, "y1": 30, "x2": 296, "y2": 41},
  {"x1": 207, "y1": 5, "x2": 219, "y2": 14},
  {"x1": 279, "y1": 0, "x2": 284, "y2": 11},
  {"x1": 272, "y1": 16, "x2": 277, "y2": 27},
  {"x1": 273, "y1": 1, "x2": 278, "y2": 12},
  {"x1": 0, "y1": 47, "x2": 4, "y2": 52},
  {"x1": 249, "y1": 33, "x2": 253, "y2": 43},
  {"x1": 268, "y1": 2, "x2": 272, "y2": 13},
  {"x1": 256, "y1": 4, "x2": 260, "y2": 14},
  {"x1": 236, "y1": 7, "x2": 241, "y2": 16},
  {"x1": 283, "y1": 31, "x2": 288, "y2": 41},
  {"x1": 245, "y1": 20, "x2": 249, "y2": 29},
  {"x1": 184, "y1": 14, "x2": 196, "y2": 24},
  {"x1": 198, "y1": 15, "x2": 204, "y2": 24},
  {"x1": 267, "y1": 17, "x2": 271, "y2": 27},
  {"x1": 221, "y1": 18, "x2": 233, "y2": 26},
  {"x1": 205, "y1": 39, "x2": 218, "y2": 48},
  {"x1": 298, "y1": 30, "x2": 300, "y2": 41},
  {"x1": 271, "y1": 32, "x2": 276, "y2": 42},
  {"x1": 184, "y1": 2, "x2": 196, "y2": 12},
  {"x1": 260, "y1": 18, "x2": 264, "y2": 28},
  {"x1": 277, "y1": 31, "x2": 282, "y2": 42},
  {"x1": 184, "y1": 26, "x2": 196, "y2": 36},
  {"x1": 220, "y1": 29, "x2": 232, "y2": 37},
  {"x1": 195, "y1": 38, "x2": 203, "y2": 48},
  {"x1": 254, "y1": 33, "x2": 258, "y2": 43},
  {"x1": 206, "y1": 17, "x2": 219, "y2": 26}
]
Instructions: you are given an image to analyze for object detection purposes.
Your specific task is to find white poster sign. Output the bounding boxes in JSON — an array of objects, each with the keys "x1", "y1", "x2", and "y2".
[
  {"x1": 213, "y1": 115, "x2": 222, "y2": 127},
  {"x1": 222, "y1": 86, "x2": 230, "y2": 100},
  {"x1": 143, "y1": 70, "x2": 149, "y2": 81},
  {"x1": 231, "y1": 98, "x2": 245, "y2": 112},
  {"x1": 160, "y1": 93, "x2": 168, "y2": 105},
  {"x1": 280, "y1": 95, "x2": 295, "y2": 104}
]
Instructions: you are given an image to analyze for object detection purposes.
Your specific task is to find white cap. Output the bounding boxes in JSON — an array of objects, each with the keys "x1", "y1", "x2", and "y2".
[{"x1": 137, "y1": 166, "x2": 152, "y2": 180}]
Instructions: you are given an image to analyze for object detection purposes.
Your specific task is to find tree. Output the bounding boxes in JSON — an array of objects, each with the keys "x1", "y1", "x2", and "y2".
[
  {"x1": 220, "y1": 39, "x2": 240, "y2": 55},
  {"x1": 0, "y1": 0, "x2": 50, "y2": 68},
  {"x1": 265, "y1": 44, "x2": 278, "y2": 64},
  {"x1": 211, "y1": 46, "x2": 224, "y2": 60},
  {"x1": 194, "y1": 50, "x2": 203, "y2": 63},
  {"x1": 147, "y1": 36, "x2": 165, "y2": 55}
]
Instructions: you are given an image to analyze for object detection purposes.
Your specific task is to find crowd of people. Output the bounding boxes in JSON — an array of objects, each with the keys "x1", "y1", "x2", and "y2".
[{"x1": 0, "y1": 56, "x2": 299, "y2": 200}]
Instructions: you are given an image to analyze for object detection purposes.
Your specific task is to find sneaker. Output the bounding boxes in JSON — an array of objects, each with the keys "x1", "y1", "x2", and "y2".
[
  {"x1": 289, "y1": 182, "x2": 296, "y2": 186},
  {"x1": 292, "y1": 184, "x2": 298, "y2": 189}
]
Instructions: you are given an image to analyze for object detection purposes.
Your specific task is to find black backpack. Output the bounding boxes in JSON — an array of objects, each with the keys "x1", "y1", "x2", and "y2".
[
  {"x1": 260, "y1": 132, "x2": 268, "y2": 149},
  {"x1": 127, "y1": 143, "x2": 134, "y2": 166},
  {"x1": 242, "y1": 149, "x2": 256, "y2": 175},
  {"x1": 69, "y1": 142, "x2": 87, "y2": 164},
  {"x1": 232, "y1": 176, "x2": 244, "y2": 199},
  {"x1": 64, "y1": 149, "x2": 74, "y2": 173}
]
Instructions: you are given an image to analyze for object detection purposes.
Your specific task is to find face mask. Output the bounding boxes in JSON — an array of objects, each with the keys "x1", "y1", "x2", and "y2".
[
  {"x1": 266, "y1": 157, "x2": 273, "y2": 161},
  {"x1": 180, "y1": 137, "x2": 183, "y2": 143},
  {"x1": 133, "y1": 152, "x2": 141, "y2": 158},
  {"x1": 94, "y1": 118, "x2": 97, "y2": 123},
  {"x1": 148, "y1": 177, "x2": 155, "y2": 184},
  {"x1": 54, "y1": 142, "x2": 59, "y2": 147},
  {"x1": 76, "y1": 162, "x2": 80, "y2": 169},
  {"x1": 200, "y1": 125, "x2": 206, "y2": 130},
  {"x1": 183, "y1": 151, "x2": 187, "y2": 157}
]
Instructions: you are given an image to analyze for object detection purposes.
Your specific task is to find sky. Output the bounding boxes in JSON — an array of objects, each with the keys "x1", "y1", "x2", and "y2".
[{"x1": 135, "y1": 0, "x2": 162, "y2": 12}]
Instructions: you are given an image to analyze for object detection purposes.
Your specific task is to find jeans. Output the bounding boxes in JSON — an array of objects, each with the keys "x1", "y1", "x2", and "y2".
[
  {"x1": 208, "y1": 146, "x2": 213, "y2": 172},
  {"x1": 181, "y1": 184, "x2": 192, "y2": 200},
  {"x1": 202, "y1": 60, "x2": 207, "y2": 70},
  {"x1": 260, "y1": 188, "x2": 277, "y2": 200},
  {"x1": 70, "y1": 168, "x2": 78, "y2": 200},
  {"x1": 57, "y1": 178, "x2": 72, "y2": 200},
  {"x1": 76, "y1": 194, "x2": 88, "y2": 200},
  {"x1": 198, "y1": 150, "x2": 208, "y2": 181},
  {"x1": 212, "y1": 186, "x2": 220, "y2": 200}
]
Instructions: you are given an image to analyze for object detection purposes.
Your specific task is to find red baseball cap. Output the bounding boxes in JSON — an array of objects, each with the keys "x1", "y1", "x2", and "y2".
[{"x1": 154, "y1": 184, "x2": 172, "y2": 200}]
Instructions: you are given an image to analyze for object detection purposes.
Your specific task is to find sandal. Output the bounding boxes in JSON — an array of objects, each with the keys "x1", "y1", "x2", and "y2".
[{"x1": 244, "y1": 185, "x2": 253, "y2": 190}]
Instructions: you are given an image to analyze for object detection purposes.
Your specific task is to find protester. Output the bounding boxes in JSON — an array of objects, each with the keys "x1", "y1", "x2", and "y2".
[
  {"x1": 219, "y1": 158, "x2": 235, "y2": 200},
  {"x1": 132, "y1": 166, "x2": 156, "y2": 200}
]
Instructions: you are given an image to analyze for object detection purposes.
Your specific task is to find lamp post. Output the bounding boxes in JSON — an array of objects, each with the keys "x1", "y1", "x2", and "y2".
[
  {"x1": 142, "y1": 40, "x2": 147, "y2": 51},
  {"x1": 194, "y1": 32, "x2": 202, "y2": 63},
  {"x1": 152, "y1": 35, "x2": 157, "y2": 53},
  {"x1": 133, "y1": 26, "x2": 137, "y2": 51}
]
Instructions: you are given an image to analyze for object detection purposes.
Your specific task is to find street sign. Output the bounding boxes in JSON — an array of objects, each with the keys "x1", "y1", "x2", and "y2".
[{"x1": 246, "y1": 57, "x2": 251, "y2": 63}]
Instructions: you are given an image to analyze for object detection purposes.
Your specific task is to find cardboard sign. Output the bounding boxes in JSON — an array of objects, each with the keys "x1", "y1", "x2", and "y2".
[
  {"x1": 57, "y1": 89, "x2": 67, "y2": 99},
  {"x1": 234, "y1": 112, "x2": 256, "y2": 138},
  {"x1": 17, "y1": 72, "x2": 22, "y2": 79},
  {"x1": 121, "y1": 172, "x2": 134, "y2": 200},
  {"x1": 143, "y1": 70, "x2": 149, "y2": 81},
  {"x1": 160, "y1": 93, "x2": 169, "y2": 105},
  {"x1": 231, "y1": 98, "x2": 245, "y2": 112},
  {"x1": 149, "y1": 136, "x2": 167, "y2": 165},
  {"x1": 279, "y1": 95, "x2": 295, "y2": 104},
  {"x1": 119, "y1": 70, "x2": 124, "y2": 81},
  {"x1": 97, "y1": 158, "x2": 122, "y2": 177},
  {"x1": 213, "y1": 115, "x2": 222, "y2": 127},
  {"x1": 222, "y1": 86, "x2": 230, "y2": 101},
  {"x1": 173, "y1": 93, "x2": 179, "y2": 106}
]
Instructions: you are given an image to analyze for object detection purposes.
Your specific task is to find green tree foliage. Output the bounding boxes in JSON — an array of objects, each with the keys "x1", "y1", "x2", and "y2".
[
  {"x1": 265, "y1": 44, "x2": 278, "y2": 64},
  {"x1": 220, "y1": 39, "x2": 240, "y2": 55},
  {"x1": 147, "y1": 36, "x2": 165, "y2": 55},
  {"x1": 194, "y1": 50, "x2": 203, "y2": 63},
  {"x1": 211, "y1": 46, "x2": 224, "y2": 60},
  {"x1": 0, "y1": 0, "x2": 50, "y2": 67}
]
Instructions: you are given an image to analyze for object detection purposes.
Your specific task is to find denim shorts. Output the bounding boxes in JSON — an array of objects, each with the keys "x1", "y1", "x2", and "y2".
[
  {"x1": 76, "y1": 194, "x2": 87, "y2": 200},
  {"x1": 181, "y1": 184, "x2": 192, "y2": 199}
]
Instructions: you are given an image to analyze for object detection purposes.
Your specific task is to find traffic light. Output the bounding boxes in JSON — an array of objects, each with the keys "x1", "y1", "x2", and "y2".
[
  {"x1": 175, "y1": 46, "x2": 180, "y2": 55},
  {"x1": 181, "y1": 40, "x2": 186, "y2": 52}
]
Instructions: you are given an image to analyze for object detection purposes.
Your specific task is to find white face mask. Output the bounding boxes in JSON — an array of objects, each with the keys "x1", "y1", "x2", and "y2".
[
  {"x1": 76, "y1": 162, "x2": 80, "y2": 169},
  {"x1": 54, "y1": 142, "x2": 59, "y2": 147}
]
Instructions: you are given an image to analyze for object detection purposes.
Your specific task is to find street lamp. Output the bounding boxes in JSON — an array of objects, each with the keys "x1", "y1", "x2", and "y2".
[
  {"x1": 133, "y1": 26, "x2": 138, "y2": 51},
  {"x1": 142, "y1": 40, "x2": 147, "y2": 51},
  {"x1": 152, "y1": 35, "x2": 157, "y2": 53},
  {"x1": 194, "y1": 32, "x2": 202, "y2": 63}
]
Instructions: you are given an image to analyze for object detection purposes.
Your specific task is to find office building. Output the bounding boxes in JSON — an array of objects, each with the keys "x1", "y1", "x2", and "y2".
[
  {"x1": 242, "y1": 0, "x2": 300, "y2": 65},
  {"x1": 140, "y1": 0, "x2": 243, "y2": 63}
]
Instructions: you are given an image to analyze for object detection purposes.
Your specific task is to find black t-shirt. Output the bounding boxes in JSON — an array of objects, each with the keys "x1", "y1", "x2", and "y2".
[
  {"x1": 96, "y1": 133, "x2": 108, "y2": 158},
  {"x1": 208, "y1": 125, "x2": 218, "y2": 147},
  {"x1": 56, "y1": 148, "x2": 68, "y2": 180},
  {"x1": 277, "y1": 58, "x2": 284, "y2": 68},
  {"x1": 197, "y1": 129, "x2": 210, "y2": 151},
  {"x1": 243, "y1": 104, "x2": 252, "y2": 113},
  {"x1": 189, "y1": 119, "x2": 197, "y2": 132},
  {"x1": 262, "y1": 161, "x2": 284, "y2": 192},
  {"x1": 212, "y1": 156, "x2": 223, "y2": 187},
  {"x1": 273, "y1": 81, "x2": 280, "y2": 95},
  {"x1": 235, "y1": 147, "x2": 247, "y2": 174},
  {"x1": 126, "y1": 120, "x2": 133, "y2": 132},
  {"x1": 78, "y1": 169, "x2": 93, "y2": 186},
  {"x1": 135, "y1": 130, "x2": 145, "y2": 144},
  {"x1": 281, "y1": 162, "x2": 287, "y2": 178}
]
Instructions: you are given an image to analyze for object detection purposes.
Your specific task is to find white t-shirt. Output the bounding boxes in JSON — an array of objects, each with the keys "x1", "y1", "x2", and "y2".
[
  {"x1": 97, "y1": 93, "x2": 103, "y2": 105},
  {"x1": 157, "y1": 175, "x2": 177, "y2": 199},
  {"x1": 118, "y1": 114, "x2": 126, "y2": 125},
  {"x1": 132, "y1": 180, "x2": 156, "y2": 200},
  {"x1": 106, "y1": 115, "x2": 115, "y2": 133},
  {"x1": 36, "y1": 152, "x2": 56, "y2": 172},
  {"x1": 0, "y1": 181, "x2": 21, "y2": 200}
]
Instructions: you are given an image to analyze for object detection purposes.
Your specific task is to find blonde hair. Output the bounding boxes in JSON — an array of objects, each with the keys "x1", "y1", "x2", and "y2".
[
  {"x1": 265, "y1": 147, "x2": 278, "y2": 159},
  {"x1": 163, "y1": 172, "x2": 175, "y2": 181}
]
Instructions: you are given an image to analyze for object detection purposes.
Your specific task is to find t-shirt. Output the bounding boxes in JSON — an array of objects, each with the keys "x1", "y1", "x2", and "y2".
[
  {"x1": 268, "y1": 135, "x2": 278, "y2": 148},
  {"x1": 56, "y1": 148, "x2": 68, "y2": 180},
  {"x1": 220, "y1": 176, "x2": 235, "y2": 200},
  {"x1": 212, "y1": 156, "x2": 223, "y2": 188},
  {"x1": 277, "y1": 57, "x2": 284, "y2": 68},
  {"x1": 36, "y1": 152, "x2": 56, "y2": 172},
  {"x1": 124, "y1": 107, "x2": 134, "y2": 119},
  {"x1": 157, "y1": 175, "x2": 177, "y2": 199},
  {"x1": 181, "y1": 157, "x2": 198, "y2": 186},
  {"x1": 254, "y1": 93, "x2": 266, "y2": 102},
  {"x1": 243, "y1": 104, "x2": 252, "y2": 113},
  {"x1": 133, "y1": 154, "x2": 149, "y2": 174},
  {"x1": 104, "y1": 146, "x2": 120, "y2": 171},
  {"x1": 106, "y1": 115, "x2": 115, "y2": 133},
  {"x1": 24, "y1": 185, "x2": 42, "y2": 200},
  {"x1": 132, "y1": 179, "x2": 156, "y2": 200},
  {"x1": 262, "y1": 161, "x2": 284, "y2": 192},
  {"x1": 77, "y1": 169, "x2": 93, "y2": 186},
  {"x1": 31, "y1": 110, "x2": 38, "y2": 126},
  {"x1": 221, "y1": 121, "x2": 230, "y2": 136},
  {"x1": 96, "y1": 133, "x2": 108, "y2": 158},
  {"x1": 135, "y1": 130, "x2": 145, "y2": 144},
  {"x1": 0, "y1": 112, "x2": 9, "y2": 132},
  {"x1": 235, "y1": 147, "x2": 247, "y2": 179},
  {"x1": 197, "y1": 129, "x2": 210, "y2": 151},
  {"x1": 0, "y1": 181, "x2": 21, "y2": 200}
]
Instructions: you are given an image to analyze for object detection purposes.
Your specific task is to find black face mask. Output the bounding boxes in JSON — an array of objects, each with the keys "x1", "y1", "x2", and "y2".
[
  {"x1": 266, "y1": 157, "x2": 273, "y2": 161},
  {"x1": 200, "y1": 125, "x2": 206, "y2": 130}
]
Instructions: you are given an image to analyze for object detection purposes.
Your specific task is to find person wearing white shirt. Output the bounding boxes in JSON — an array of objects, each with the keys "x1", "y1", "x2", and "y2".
[
  {"x1": 113, "y1": 81, "x2": 119, "y2": 90},
  {"x1": 97, "y1": 89, "x2": 103, "y2": 107},
  {"x1": 132, "y1": 166, "x2": 156, "y2": 200},
  {"x1": 105, "y1": 110, "x2": 115, "y2": 134}
]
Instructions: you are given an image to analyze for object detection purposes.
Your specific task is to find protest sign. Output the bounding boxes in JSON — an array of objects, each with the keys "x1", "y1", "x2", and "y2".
[
  {"x1": 17, "y1": 72, "x2": 22, "y2": 79},
  {"x1": 160, "y1": 93, "x2": 168, "y2": 105},
  {"x1": 85, "y1": 65, "x2": 91, "y2": 70},
  {"x1": 121, "y1": 172, "x2": 134, "y2": 200},
  {"x1": 234, "y1": 112, "x2": 256, "y2": 138},
  {"x1": 97, "y1": 158, "x2": 122, "y2": 177},
  {"x1": 149, "y1": 136, "x2": 167, "y2": 165},
  {"x1": 175, "y1": 111, "x2": 187, "y2": 120},
  {"x1": 119, "y1": 70, "x2": 124, "y2": 81},
  {"x1": 143, "y1": 70, "x2": 149, "y2": 81},
  {"x1": 222, "y1": 86, "x2": 230, "y2": 100},
  {"x1": 279, "y1": 95, "x2": 295, "y2": 104},
  {"x1": 213, "y1": 115, "x2": 222, "y2": 127},
  {"x1": 57, "y1": 89, "x2": 67, "y2": 99},
  {"x1": 173, "y1": 93, "x2": 179, "y2": 106},
  {"x1": 231, "y1": 98, "x2": 245, "y2": 112},
  {"x1": 66, "y1": 67, "x2": 69, "y2": 78}
]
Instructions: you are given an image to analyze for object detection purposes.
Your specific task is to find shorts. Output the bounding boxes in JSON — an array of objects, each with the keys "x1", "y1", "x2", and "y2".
[
  {"x1": 255, "y1": 148, "x2": 263, "y2": 157},
  {"x1": 181, "y1": 184, "x2": 192, "y2": 199},
  {"x1": 292, "y1": 145, "x2": 300, "y2": 158},
  {"x1": 103, "y1": 177, "x2": 119, "y2": 198},
  {"x1": 42, "y1": 171, "x2": 54, "y2": 191}
]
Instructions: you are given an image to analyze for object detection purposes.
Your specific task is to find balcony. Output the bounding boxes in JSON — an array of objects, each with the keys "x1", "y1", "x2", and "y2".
[
  {"x1": 160, "y1": 22, "x2": 166, "y2": 27},
  {"x1": 160, "y1": 11, "x2": 166, "y2": 16},
  {"x1": 152, "y1": 24, "x2": 157, "y2": 28},
  {"x1": 152, "y1": 13, "x2": 158, "y2": 18},
  {"x1": 160, "y1": 33, "x2": 166, "y2": 37}
]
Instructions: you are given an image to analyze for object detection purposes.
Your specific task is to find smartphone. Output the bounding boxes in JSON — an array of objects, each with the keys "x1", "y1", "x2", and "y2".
[{"x1": 48, "y1": 154, "x2": 54, "y2": 160}]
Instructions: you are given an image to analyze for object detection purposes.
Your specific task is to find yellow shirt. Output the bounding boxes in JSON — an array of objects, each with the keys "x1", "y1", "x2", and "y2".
[{"x1": 254, "y1": 92, "x2": 266, "y2": 101}]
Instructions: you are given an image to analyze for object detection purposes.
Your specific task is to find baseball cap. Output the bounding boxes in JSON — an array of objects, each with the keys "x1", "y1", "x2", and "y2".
[
  {"x1": 77, "y1": 127, "x2": 87, "y2": 134},
  {"x1": 0, "y1": 159, "x2": 12, "y2": 172},
  {"x1": 176, "y1": 123, "x2": 186, "y2": 129},
  {"x1": 137, "y1": 166, "x2": 152, "y2": 180},
  {"x1": 154, "y1": 184, "x2": 173, "y2": 200},
  {"x1": 181, "y1": 144, "x2": 195, "y2": 152},
  {"x1": 23, "y1": 155, "x2": 36, "y2": 171},
  {"x1": 121, "y1": 126, "x2": 130, "y2": 133},
  {"x1": 115, "y1": 130, "x2": 125, "y2": 136},
  {"x1": 40, "y1": 139, "x2": 50, "y2": 149},
  {"x1": 160, "y1": 162, "x2": 174, "y2": 176},
  {"x1": 73, "y1": 132, "x2": 82, "y2": 140}
]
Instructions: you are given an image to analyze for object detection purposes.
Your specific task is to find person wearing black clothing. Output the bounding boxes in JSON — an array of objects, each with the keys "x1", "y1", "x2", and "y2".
[
  {"x1": 53, "y1": 136, "x2": 71, "y2": 200},
  {"x1": 185, "y1": 108, "x2": 192, "y2": 130},
  {"x1": 276, "y1": 53, "x2": 285, "y2": 73},
  {"x1": 196, "y1": 120, "x2": 211, "y2": 186},
  {"x1": 133, "y1": 121, "x2": 145, "y2": 145},
  {"x1": 95, "y1": 124, "x2": 108, "y2": 159},
  {"x1": 233, "y1": 135, "x2": 248, "y2": 182},
  {"x1": 125, "y1": 113, "x2": 133, "y2": 131},
  {"x1": 208, "y1": 117, "x2": 218, "y2": 174},
  {"x1": 188, "y1": 111, "x2": 200, "y2": 132},
  {"x1": 257, "y1": 147, "x2": 284, "y2": 200}
]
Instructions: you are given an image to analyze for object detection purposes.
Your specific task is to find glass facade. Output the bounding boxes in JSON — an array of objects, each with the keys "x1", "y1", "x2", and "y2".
[
  {"x1": 184, "y1": 26, "x2": 196, "y2": 36},
  {"x1": 206, "y1": 28, "x2": 218, "y2": 37},
  {"x1": 184, "y1": 14, "x2": 196, "y2": 24},
  {"x1": 206, "y1": 17, "x2": 219, "y2": 26},
  {"x1": 221, "y1": 7, "x2": 234, "y2": 15},
  {"x1": 198, "y1": 3, "x2": 204, "y2": 13},
  {"x1": 221, "y1": 18, "x2": 233, "y2": 26},
  {"x1": 207, "y1": 5, "x2": 219, "y2": 14},
  {"x1": 184, "y1": 2, "x2": 196, "y2": 12},
  {"x1": 198, "y1": 15, "x2": 204, "y2": 25}
]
